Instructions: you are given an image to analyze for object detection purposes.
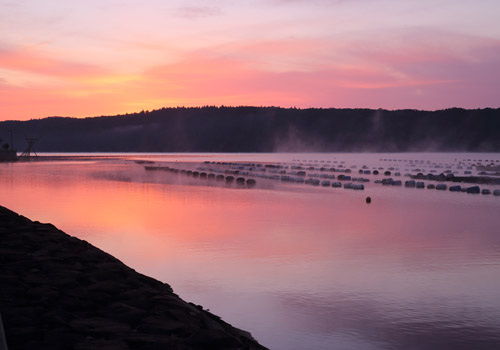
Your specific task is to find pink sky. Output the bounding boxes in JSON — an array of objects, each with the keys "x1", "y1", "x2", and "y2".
[{"x1": 1, "y1": 0, "x2": 499, "y2": 121}]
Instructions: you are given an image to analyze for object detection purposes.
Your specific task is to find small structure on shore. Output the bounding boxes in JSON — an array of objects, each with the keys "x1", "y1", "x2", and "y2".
[{"x1": 19, "y1": 137, "x2": 39, "y2": 160}]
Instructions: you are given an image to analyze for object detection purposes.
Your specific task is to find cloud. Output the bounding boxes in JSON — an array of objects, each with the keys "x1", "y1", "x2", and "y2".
[
  {"x1": 0, "y1": 45, "x2": 107, "y2": 79},
  {"x1": 266, "y1": 0, "x2": 352, "y2": 5},
  {"x1": 175, "y1": 6, "x2": 223, "y2": 19},
  {"x1": 1, "y1": 26, "x2": 500, "y2": 120},
  {"x1": 137, "y1": 28, "x2": 500, "y2": 110}
]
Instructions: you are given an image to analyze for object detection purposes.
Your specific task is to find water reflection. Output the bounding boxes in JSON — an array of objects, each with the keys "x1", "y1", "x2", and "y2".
[
  {"x1": 277, "y1": 290, "x2": 500, "y2": 350},
  {"x1": 1, "y1": 155, "x2": 500, "y2": 350}
]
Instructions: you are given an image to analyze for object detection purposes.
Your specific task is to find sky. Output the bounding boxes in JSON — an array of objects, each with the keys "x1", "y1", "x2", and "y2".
[{"x1": 1, "y1": 0, "x2": 499, "y2": 120}]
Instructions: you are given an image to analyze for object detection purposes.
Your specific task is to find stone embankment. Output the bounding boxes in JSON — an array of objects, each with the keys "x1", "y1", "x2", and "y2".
[{"x1": 0, "y1": 206, "x2": 268, "y2": 350}]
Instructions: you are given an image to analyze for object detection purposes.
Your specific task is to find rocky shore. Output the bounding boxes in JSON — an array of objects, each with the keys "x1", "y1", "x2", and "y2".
[{"x1": 0, "y1": 206, "x2": 268, "y2": 350}]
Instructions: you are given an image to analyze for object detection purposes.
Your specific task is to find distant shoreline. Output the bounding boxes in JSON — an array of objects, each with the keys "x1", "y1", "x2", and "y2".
[{"x1": 2, "y1": 107, "x2": 499, "y2": 153}]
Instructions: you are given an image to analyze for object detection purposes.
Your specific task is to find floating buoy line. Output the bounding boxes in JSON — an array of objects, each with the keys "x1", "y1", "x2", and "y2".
[{"x1": 144, "y1": 156, "x2": 500, "y2": 197}]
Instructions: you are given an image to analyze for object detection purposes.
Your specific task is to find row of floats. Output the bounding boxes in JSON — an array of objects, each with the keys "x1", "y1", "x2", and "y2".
[
  {"x1": 145, "y1": 166, "x2": 257, "y2": 187},
  {"x1": 379, "y1": 157, "x2": 499, "y2": 168},
  {"x1": 198, "y1": 163, "x2": 368, "y2": 190},
  {"x1": 147, "y1": 160, "x2": 500, "y2": 195},
  {"x1": 202, "y1": 160, "x2": 480, "y2": 178},
  {"x1": 375, "y1": 178, "x2": 500, "y2": 195}
]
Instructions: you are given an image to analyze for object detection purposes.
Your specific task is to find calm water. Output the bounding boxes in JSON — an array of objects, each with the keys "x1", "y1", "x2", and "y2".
[{"x1": 1, "y1": 153, "x2": 500, "y2": 350}]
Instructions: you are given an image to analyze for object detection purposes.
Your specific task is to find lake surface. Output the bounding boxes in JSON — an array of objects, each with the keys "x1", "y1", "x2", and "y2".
[{"x1": 1, "y1": 153, "x2": 500, "y2": 350}]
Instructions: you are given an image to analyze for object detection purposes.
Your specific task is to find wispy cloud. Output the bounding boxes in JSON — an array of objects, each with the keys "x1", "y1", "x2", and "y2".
[
  {"x1": 175, "y1": 6, "x2": 223, "y2": 19},
  {"x1": 138, "y1": 27, "x2": 500, "y2": 109},
  {"x1": 0, "y1": 45, "x2": 106, "y2": 79}
]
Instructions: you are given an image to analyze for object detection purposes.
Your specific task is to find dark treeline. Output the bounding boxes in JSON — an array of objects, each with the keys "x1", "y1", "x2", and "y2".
[{"x1": 1, "y1": 106, "x2": 499, "y2": 152}]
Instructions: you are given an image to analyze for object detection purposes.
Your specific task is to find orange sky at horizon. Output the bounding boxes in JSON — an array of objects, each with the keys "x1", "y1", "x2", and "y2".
[{"x1": 1, "y1": 0, "x2": 500, "y2": 121}]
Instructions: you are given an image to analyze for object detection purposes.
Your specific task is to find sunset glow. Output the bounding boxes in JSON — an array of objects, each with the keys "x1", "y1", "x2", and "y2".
[{"x1": 1, "y1": 0, "x2": 499, "y2": 120}]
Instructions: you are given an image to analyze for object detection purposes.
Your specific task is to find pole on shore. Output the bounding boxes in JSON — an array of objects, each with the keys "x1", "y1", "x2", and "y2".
[{"x1": 0, "y1": 312, "x2": 8, "y2": 350}]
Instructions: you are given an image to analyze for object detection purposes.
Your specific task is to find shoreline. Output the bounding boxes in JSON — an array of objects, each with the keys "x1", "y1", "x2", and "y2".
[{"x1": 0, "y1": 205, "x2": 268, "y2": 350}]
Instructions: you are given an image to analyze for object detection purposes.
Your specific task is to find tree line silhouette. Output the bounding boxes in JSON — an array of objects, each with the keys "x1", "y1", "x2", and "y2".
[{"x1": 1, "y1": 106, "x2": 499, "y2": 152}]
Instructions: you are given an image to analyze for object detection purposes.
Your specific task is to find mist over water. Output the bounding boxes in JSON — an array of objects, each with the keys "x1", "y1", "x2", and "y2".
[{"x1": 1, "y1": 152, "x2": 500, "y2": 350}]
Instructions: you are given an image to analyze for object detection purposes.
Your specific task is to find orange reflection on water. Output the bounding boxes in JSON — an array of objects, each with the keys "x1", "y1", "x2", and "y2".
[{"x1": 3, "y1": 161, "x2": 499, "y2": 265}]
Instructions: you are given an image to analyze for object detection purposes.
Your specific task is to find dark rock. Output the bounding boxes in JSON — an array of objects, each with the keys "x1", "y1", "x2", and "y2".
[
  {"x1": 104, "y1": 302, "x2": 147, "y2": 323},
  {"x1": 0, "y1": 205, "x2": 268, "y2": 350},
  {"x1": 69, "y1": 317, "x2": 132, "y2": 334},
  {"x1": 74, "y1": 339, "x2": 130, "y2": 350},
  {"x1": 186, "y1": 328, "x2": 244, "y2": 349}
]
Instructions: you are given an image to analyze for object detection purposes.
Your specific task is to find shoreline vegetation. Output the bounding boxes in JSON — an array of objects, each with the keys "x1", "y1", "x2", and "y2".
[
  {"x1": 1, "y1": 106, "x2": 499, "y2": 153},
  {"x1": 0, "y1": 205, "x2": 268, "y2": 350}
]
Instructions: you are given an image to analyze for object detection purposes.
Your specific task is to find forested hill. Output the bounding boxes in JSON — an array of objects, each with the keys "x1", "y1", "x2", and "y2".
[{"x1": 1, "y1": 107, "x2": 499, "y2": 152}]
